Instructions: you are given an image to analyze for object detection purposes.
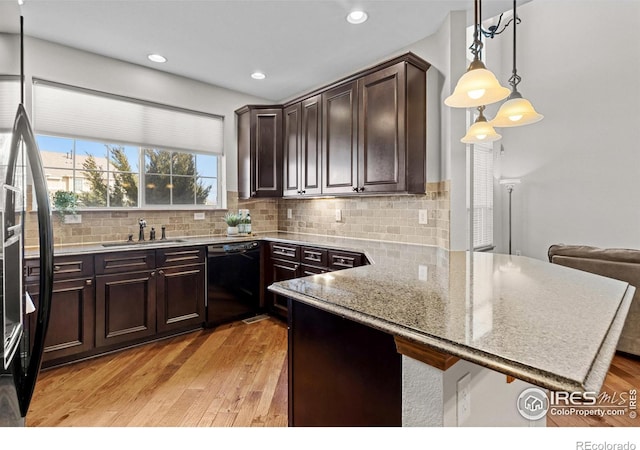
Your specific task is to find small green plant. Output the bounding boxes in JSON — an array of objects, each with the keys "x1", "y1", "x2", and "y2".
[
  {"x1": 52, "y1": 190, "x2": 78, "y2": 222},
  {"x1": 223, "y1": 212, "x2": 241, "y2": 227}
]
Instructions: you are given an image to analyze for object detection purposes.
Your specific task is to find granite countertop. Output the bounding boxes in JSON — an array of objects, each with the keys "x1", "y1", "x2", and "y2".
[
  {"x1": 30, "y1": 232, "x2": 634, "y2": 393},
  {"x1": 268, "y1": 241, "x2": 635, "y2": 394},
  {"x1": 27, "y1": 231, "x2": 397, "y2": 259}
]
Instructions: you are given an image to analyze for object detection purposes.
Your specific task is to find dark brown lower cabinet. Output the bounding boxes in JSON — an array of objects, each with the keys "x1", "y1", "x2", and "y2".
[
  {"x1": 267, "y1": 243, "x2": 367, "y2": 319},
  {"x1": 95, "y1": 270, "x2": 157, "y2": 347},
  {"x1": 27, "y1": 277, "x2": 95, "y2": 363},
  {"x1": 156, "y1": 264, "x2": 205, "y2": 333},
  {"x1": 270, "y1": 258, "x2": 300, "y2": 319},
  {"x1": 300, "y1": 264, "x2": 327, "y2": 276},
  {"x1": 288, "y1": 299, "x2": 402, "y2": 426}
]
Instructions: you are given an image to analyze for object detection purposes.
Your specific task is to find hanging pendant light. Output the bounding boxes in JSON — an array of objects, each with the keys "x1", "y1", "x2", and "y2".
[
  {"x1": 461, "y1": 106, "x2": 502, "y2": 144},
  {"x1": 444, "y1": 0, "x2": 510, "y2": 108},
  {"x1": 491, "y1": 0, "x2": 543, "y2": 127}
]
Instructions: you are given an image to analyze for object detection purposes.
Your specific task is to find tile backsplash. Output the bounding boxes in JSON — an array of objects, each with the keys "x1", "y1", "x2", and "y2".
[
  {"x1": 278, "y1": 181, "x2": 450, "y2": 249},
  {"x1": 25, "y1": 182, "x2": 449, "y2": 249},
  {"x1": 25, "y1": 191, "x2": 278, "y2": 248}
]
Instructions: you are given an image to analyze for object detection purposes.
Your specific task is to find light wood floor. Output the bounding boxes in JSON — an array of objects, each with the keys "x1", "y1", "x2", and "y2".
[
  {"x1": 27, "y1": 315, "x2": 639, "y2": 427},
  {"x1": 27, "y1": 316, "x2": 288, "y2": 427}
]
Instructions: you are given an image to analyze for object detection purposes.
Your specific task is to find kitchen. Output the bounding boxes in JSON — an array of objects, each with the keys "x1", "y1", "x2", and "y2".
[{"x1": 1, "y1": 0, "x2": 639, "y2": 447}]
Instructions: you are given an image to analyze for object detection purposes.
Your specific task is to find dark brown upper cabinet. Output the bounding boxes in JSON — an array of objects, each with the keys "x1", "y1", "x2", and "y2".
[
  {"x1": 284, "y1": 95, "x2": 323, "y2": 197},
  {"x1": 237, "y1": 106, "x2": 283, "y2": 199},
  {"x1": 338, "y1": 60, "x2": 426, "y2": 195},
  {"x1": 237, "y1": 52, "x2": 429, "y2": 199},
  {"x1": 283, "y1": 103, "x2": 301, "y2": 197},
  {"x1": 321, "y1": 82, "x2": 359, "y2": 195}
]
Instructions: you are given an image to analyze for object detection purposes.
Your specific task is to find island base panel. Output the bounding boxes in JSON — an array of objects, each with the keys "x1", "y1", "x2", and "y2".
[{"x1": 288, "y1": 299, "x2": 402, "y2": 426}]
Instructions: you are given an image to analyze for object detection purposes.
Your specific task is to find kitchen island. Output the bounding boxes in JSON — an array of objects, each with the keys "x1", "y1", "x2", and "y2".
[
  {"x1": 269, "y1": 245, "x2": 634, "y2": 427},
  {"x1": 30, "y1": 232, "x2": 634, "y2": 426}
]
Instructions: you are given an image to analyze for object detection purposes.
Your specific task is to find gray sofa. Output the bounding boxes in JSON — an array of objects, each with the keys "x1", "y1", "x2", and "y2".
[{"x1": 548, "y1": 244, "x2": 640, "y2": 357}]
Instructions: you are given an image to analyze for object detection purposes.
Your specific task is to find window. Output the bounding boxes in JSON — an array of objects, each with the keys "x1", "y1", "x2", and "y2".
[
  {"x1": 473, "y1": 142, "x2": 494, "y2": 250},
  {"x1": 37, "y1": 136, "x2": 219, "y2": 208},
  {"x1": 33, "y1": 80, "x2": 224, "y2": 209},
  {"x1": 144, "y1": 149, "x2": 218, "y2": 206}
]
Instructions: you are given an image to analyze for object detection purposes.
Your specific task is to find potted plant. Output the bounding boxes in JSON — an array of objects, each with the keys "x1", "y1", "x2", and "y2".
[
  {"x1": 223, "y1": 212, "x2": 241, "y2": 236},
  {"x1": 52, "y1": 190, "x2": 79, "y2": 223}
]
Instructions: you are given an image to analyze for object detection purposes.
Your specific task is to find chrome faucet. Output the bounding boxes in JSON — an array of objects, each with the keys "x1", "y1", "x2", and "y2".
[{"x1": 138, "y1": 218, "x2": 147, "y2": 241}]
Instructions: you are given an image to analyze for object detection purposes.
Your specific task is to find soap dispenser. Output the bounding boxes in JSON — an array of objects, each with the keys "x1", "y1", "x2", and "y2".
[{"x1": 245, "y1": 212, "x2": 251, "y2": 234}]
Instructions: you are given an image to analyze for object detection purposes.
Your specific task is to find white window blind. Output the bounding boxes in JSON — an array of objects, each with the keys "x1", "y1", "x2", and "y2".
[
  {"x1": 473, "y1": 142, "x2": 494, "y2": 249},
  {"x1": 0, "y1": 76, "x2": 21, "y2": 132},
  {"x1": 32, "y1": 80, "x2": 224, "y2": 154}
]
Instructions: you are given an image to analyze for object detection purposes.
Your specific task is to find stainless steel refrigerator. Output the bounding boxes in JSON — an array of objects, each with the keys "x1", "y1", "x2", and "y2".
[{"x1": 0, "y1": 24, "x2": 54, "y2": 424}]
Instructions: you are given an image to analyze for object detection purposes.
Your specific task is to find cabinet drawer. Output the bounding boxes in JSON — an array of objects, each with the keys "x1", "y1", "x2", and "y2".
[
  {"x1": 328, "y1": 250, "x2": 363, "y2": 270},
  {"x1": 301, "y1": 247, "x2": 328, "y2": 267},
  {"x1": 300, "y1": 264, "x2": 328, "y2": 277},
  {"x1": 25, "y1": 254, "x2": 94, "y2": 283},
  {"x1": 156, "y1": 246, "x2": 205, "y2": 267},
  {"x1": 270, "y1": 242, "x2": 300, "y2": 261},
  {"x1": 95, "y1": 250, "x2": 156, "y2": 275}
]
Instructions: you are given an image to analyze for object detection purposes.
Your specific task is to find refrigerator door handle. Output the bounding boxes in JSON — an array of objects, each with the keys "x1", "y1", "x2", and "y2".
[{"x1": 8, "y1": 104, "x2": 54, "y2": 417}]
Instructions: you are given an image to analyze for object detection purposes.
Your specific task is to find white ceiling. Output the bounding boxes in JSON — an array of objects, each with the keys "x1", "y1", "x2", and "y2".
[{"x1": 1, "y1": 0, "x2": 519, "y2": 102}]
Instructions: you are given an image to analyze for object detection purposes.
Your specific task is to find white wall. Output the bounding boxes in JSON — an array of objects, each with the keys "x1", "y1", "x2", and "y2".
[
  {"x1": 483, "y1": 1, "x2": 640, "y2": 260},
  {"x1": 0, "y1": 33, "x2": 270, "y2": 197},
  {"x1": 400, "y1": 10, "x2": 469, "y2": 251}
]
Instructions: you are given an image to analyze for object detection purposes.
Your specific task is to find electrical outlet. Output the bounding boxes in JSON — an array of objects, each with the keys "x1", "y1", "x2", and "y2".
[
  {"x1": 335, "y1": 209, "x2": 342, "y2": 222},
  {"x1": 287, "y1": 208, "x2": 292, "y2": 219},
  {"x1": 193, "y1": 212, "x2": 205, "y2": 220},
  {"x1": 418, "y1": 209, "x2": 428, "y2": 225},
  {"x1": 63, "y1": 214, "x2": 82, "y2": 224},
  {"x1": 418, "y1": 265, "x2": 428, "y2": 281},
  {"x1": 515, "y1": 250, "x2": 522, "y2": 256},
  {"x1": 457, "y1": 373, "x2": 471, "y2": 425}
]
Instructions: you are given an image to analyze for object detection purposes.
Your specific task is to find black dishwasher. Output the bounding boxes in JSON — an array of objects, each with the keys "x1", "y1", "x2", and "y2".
[{"x1": 206, "y1": 241, "x2": 261, "y2": 327}]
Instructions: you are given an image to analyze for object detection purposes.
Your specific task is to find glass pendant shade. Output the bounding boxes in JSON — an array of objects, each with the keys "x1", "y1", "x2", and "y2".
[
  {"x1": 491, "y1": 95, "x2": 543, "y2": 127},
  {"x1": 445, "y1": 64, "x2": 511, "y2": 108},
  {"x1": 461, "y1": 116, "x2": 502, "y2": 144}
]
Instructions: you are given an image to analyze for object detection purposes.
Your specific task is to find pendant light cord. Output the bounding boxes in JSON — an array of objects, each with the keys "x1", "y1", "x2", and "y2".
[
  {"x1": 508, "y1": 0, "x2": 522, "y2": 92},
  {"x1": 470, "y1": 0, "x2": 483, "y2": 61}
]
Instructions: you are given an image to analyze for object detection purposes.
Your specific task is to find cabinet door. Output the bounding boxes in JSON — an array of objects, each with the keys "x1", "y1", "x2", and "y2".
[
  {"x1": 156, "y1": 264, "x2": 205, "y2": 333},
  {"x1": 95, "y1": 270, "x2": 156, "y2": 347},
  {"x1": 301, "y1": 95, "x2": 322, "y2": 196},
  {"x1": 322, "y1": 81, "x2": 358, "y2": 195},
  {"x1": 283, "y1": 103, "x2": 301, "y2": 197},
  {"x1": 27, "y1": 278, "x2": 95, "y2": 363},
  {"x1": 358, "y1": 62, "x2": 407, "y2": 193},
  {"x1": 270, "y1": 258, "x2": 300, "y2": 318},
  {"x1": 251, "y1": 108, "x2": 283, "y2": 197}
]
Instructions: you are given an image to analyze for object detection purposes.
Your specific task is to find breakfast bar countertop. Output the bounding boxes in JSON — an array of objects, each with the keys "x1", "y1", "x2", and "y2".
[{"x1": 266, "y1": 235, "x2": 635, "y2": 394}]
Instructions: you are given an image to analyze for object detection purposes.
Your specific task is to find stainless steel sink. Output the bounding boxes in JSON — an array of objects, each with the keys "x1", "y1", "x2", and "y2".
[{"x1": 101, "y1": 238, "x2": 187, "y2": 247}]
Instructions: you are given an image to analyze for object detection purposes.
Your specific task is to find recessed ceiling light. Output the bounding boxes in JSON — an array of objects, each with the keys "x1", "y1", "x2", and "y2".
[
  {"x1": 251, "y1": 72, "x2": 266, "y2": 80},
  {"x1": 148, "y1": 54, "x2": 167, "y2": 63},
  {"x1": 346, "y1": 10, "x2": 368, "y2": 24}
]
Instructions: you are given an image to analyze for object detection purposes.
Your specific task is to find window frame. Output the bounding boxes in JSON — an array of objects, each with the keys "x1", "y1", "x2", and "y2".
[
  {"x1": 37, "y1": 133, "x2": 223, "y2": 211},
  {"x1": 472, "y1": 140, "x2": 495, "y2": 252}
]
